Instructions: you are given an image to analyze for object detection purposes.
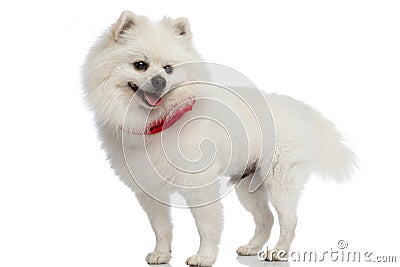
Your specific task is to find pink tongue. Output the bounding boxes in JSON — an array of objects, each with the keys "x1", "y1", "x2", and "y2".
[{"x1": 144, "y1": 92, "x2": 162, "y2": 106}]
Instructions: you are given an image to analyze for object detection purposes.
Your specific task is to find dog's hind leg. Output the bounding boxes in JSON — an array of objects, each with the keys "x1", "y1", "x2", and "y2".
[
  {"x1": 235, "y1": 173, "x2": 274, "y2": 256},
  {"x1": 136, "y1": 191, "x2": 172, "y2": 264},
  {"x1": 266, "y1": 163, "x2": 309, "y2": 260}
]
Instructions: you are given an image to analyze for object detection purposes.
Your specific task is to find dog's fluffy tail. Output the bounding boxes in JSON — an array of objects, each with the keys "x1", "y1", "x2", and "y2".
[{"x1": 312, "y1": 118, "x2": 357, "y2": 182}]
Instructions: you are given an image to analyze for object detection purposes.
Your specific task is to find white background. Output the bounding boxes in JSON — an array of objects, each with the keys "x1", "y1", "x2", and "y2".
[{"x1": 0, "y1": 1, "x2": 399, "y2": 266}]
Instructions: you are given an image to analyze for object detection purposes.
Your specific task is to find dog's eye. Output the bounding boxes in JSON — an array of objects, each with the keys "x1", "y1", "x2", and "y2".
[
  {"x1": 164, "y1": 65, "x2": 173, "y2": 74},
  {"x1": 133, "y1": 61, "x2": 148, "y2": 71}
]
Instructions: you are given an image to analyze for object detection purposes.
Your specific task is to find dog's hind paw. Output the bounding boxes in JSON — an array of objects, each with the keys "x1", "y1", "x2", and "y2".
[
  {"x1": 236, "y1": 244, "x2": 260, "y2": 256},
  {"x1": 146, "y1": 251, "x2": 171, "y2": 264},
  {"x1": 185, "y1": 254, "x2": 216, "y2": 266}
]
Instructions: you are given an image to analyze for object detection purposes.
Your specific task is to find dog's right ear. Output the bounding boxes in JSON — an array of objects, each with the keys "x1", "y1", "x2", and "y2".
[{"x1": 112, "y1": 11, "x2": 136, "y2": 42}]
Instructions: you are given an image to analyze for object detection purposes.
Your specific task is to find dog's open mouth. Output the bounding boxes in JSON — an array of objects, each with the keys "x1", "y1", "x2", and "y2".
[{"x1": 128, "y1": 82, "x2": 163, "y2": 107}]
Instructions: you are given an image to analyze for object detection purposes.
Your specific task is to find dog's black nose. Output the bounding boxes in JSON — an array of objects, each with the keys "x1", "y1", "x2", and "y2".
[{"x1": 151, "y1": 75, "x2": 166, "y2": 91}]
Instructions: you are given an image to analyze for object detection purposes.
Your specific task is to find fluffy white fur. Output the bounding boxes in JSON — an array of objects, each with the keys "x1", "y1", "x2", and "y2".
[{"x1": 82, "y1": 11, "x2": 356, "y2": 266}]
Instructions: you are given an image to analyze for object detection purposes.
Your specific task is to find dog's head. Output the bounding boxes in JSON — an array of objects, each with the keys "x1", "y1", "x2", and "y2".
[{"x1": 82, "y1": 11, "x2": 204, "y2": 134}]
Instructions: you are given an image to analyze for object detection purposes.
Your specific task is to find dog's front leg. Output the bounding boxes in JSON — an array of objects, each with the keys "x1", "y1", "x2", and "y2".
[
  {"x1": 135, "y1": 191, "x2": 172, "y2": 264},
  {"x1": 184, "y1": 192, "x2": 223, "y2": 266}
]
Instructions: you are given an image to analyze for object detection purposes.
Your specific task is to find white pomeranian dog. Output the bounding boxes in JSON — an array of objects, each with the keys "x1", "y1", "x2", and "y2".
[{"x1": 82, "y1": 11, "x2": 356, "y2": 266}]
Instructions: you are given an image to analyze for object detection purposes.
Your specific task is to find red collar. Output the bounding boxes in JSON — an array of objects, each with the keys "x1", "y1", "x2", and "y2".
[{"x1": 123, "y1": 99, "x2": 196, "y2": 135}]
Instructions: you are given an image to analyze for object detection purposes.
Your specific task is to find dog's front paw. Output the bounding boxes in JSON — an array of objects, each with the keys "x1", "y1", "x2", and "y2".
[
  {"x1": 185, "y1": 254, "x2": 216, "y2": 266},
  {"x1": 146, "y1": 251, "x2": 171, "y2": 265},
  {"x1": 236, "y1": 244, "x2": 260, "y2": 256}
]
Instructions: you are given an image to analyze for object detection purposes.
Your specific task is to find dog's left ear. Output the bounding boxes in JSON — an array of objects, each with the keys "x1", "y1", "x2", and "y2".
[
  {"x1": 172, "y1": 17, "x2": 191, "y2": 37},
  {"x1": 112, "y1": 10, "x2": 136, "y2": 41}
]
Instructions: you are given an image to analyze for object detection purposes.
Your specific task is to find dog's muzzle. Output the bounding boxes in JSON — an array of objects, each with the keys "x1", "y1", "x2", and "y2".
[{"x1": 128, "y1": 75, "x2": 168, "y2": 107}]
